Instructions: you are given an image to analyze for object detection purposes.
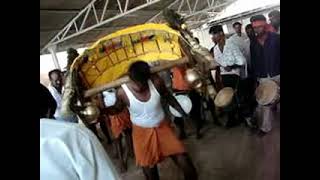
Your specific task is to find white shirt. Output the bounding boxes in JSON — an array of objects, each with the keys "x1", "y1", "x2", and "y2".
[
  {"x1": 228, "y1": 33, "x2": 251, "y2": 79},
  {"x1": 48, "y1": 84, "x2": 62, "y2": 119},
  {"x1": 40, "y1": 119, "x2": 120, "y2": 180},
  {"x1": 214, "y1": 38, "x2": 245, "y2": 76},
  {"x1": 228, "y1": 33, "x2": 250, "y2": 60}
]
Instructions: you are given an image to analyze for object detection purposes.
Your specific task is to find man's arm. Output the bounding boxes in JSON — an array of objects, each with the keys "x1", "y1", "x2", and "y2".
[{"x1": 151, "y1": 74, "x2": 189, "y2": 119}]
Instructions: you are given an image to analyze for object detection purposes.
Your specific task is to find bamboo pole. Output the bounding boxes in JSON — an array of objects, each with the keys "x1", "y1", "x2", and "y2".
[{"x1": 84, "y1": 56, "x2": 188, "y2": 97}]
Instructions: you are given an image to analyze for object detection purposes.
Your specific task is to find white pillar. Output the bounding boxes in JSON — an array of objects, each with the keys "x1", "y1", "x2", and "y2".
[{"x1": 48, "y1": 45, "x2": 61, "y2": 70}]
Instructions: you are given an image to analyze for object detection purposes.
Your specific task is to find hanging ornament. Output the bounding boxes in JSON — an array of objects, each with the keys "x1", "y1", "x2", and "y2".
[{"x1": 99, "y1": 46, "x2": 105, "y2": 53}]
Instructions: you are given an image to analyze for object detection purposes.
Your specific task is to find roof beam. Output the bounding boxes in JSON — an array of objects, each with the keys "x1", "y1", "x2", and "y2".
[
  {"x1": 41, "y1": 0, "x2": 161, "y2": 54},
  {"x1": 40, "y1": 9, "x2": 80, "y2": 13},
  {"x1": 207, "y1": 4, "x2": 280, "y2": 26},
  {"x1": 147, "y1": 0, "x2": 234, "y2": 25},
  {"x1": 184, "y1": 1, "x2": 234, "y2": 19}
]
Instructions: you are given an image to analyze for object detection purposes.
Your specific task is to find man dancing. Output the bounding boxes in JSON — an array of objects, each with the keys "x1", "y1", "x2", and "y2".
[{"x1": 106, "y1": 61, "x2": 197, "y2": 180}]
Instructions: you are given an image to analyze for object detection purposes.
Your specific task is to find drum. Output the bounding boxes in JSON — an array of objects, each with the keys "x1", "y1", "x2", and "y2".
[
  {"x1": 255, "y1": 79, "x2": 280, "y2": 106},
  {"x1": 214, "y1": 87, "x2": 235, "y2": 108},
  {"x1": 169, "y1": 94, "x2": 193, "y2": 117}
]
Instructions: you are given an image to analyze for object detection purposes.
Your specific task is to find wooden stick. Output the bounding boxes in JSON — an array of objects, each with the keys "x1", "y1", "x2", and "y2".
[{"x1": 84, "y1": 56, "x2": 188, "y2": 97}]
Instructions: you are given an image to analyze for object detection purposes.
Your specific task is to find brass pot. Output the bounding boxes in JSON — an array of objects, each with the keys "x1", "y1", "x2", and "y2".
[
  {"x1": 80, "y1": 102, "x2": 100, "y2": 123},
  {"x1": 185, "y1": 68, "x2": 202, "y2": 89}
]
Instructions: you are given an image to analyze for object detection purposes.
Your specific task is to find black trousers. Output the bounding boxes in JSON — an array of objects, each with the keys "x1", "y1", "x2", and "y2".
[
  {"x1": 221, "y1": 74, "x2": 239, "y2": 89},
  {"x1": 238, "y1": 77, "x2": 256, "y2": 118}
]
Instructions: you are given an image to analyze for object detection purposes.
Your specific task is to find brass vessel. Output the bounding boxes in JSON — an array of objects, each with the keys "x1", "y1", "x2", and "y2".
[
  {"x1": 185, "y1": 68, "x2": 203, "y2": 89},
  {"x1": 80, "y1": 102, "x2": 100, "y2": 123}
]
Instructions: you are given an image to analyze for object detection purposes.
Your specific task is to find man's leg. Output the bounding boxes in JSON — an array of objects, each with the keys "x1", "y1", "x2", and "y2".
[
  {"x1": 255, "y1": 105, "x2": 273, "y2": 136},
  {"x1": 142, "y1": 166, "x2": 160, "y2": 180},
  {"x1": 207, "y1": 96, "x2": 221, "y2": 126},
  {"x1": 221, "y1": 75, "x2": 240, "y2": 128},
  {"x1": 99, "y1": 119, "x2": 112, "y2": 144},
  {"x1": 170, "y1": 153, "x2": 198, "y2": 180},
  {"x1": 189, "y1": 90, "x2": 204, "y2": 139},
  {"x1": 124, "y1": 129, "x2": 134, "y2": 157},
  {"x1": 174, "y1": 117, "x2": 187, "y2": 139},
  {"x1": 238, "y1": 78, "x2": 253, "y2": 127},
  {"x1": 115, "y1": 134, "x2": 127, "y2": 172}
]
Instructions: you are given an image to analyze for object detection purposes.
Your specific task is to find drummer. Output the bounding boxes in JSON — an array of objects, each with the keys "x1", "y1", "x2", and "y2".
[
  {"x1": 101, "y1": 90, "x2": 133, "y2": 172},
  {"x1": 250, "y1": 15, "x2": 280, "y2": 136},
  {"x1": 171, "y1": 64, "x2": 204, "y2": 139},
  {"x1": 105, "y1": 61, "x2": 197, "y2": 180},
  {"x1": 209, "y1": 25, "x2": 246, "y2": 127}
]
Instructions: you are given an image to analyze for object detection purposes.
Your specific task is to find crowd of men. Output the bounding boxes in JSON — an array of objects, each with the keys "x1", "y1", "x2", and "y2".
[
  {"x1": 208, "y1": 11, "x2": 280, "y2": 136},
  {"x1": 40, "y1": 10, "x2": 280, "y2": 180}
]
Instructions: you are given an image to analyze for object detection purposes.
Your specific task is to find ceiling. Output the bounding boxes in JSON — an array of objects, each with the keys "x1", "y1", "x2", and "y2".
[{"x1": 40, "y1": 0, "x2": 232, "y2": 54}]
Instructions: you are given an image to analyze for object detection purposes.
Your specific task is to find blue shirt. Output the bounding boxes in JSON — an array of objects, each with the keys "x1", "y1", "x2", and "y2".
[{"x1": 250, "y1": 32, "x2": 280, "y2": 78}]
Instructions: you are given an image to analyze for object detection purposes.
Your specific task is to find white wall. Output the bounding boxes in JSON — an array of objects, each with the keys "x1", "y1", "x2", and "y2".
[
  {"x1": 40, "y1": 48, "x2": 86, "y2": 86},
  {"x1": 191, "y1": 28, "x2": 214, "y2": 50}
]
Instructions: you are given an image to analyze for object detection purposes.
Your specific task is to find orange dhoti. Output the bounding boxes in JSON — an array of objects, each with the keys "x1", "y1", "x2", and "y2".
[
  {"x1": 132, "y1": 120, "x2": 186, "y2": 167},
  {"x1": 109, "y1": 108, "x2": 132, "y2": 138}
]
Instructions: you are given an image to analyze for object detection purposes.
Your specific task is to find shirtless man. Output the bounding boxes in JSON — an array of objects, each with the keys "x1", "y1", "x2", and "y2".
[{"x1": 106, "y1": 61, "x2": 197, "y2": 180}]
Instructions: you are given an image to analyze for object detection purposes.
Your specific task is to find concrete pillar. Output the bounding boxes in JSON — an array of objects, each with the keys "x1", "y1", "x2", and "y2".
[{"x1": 48, "y1": 45, "x2": 61, "y2": 70}]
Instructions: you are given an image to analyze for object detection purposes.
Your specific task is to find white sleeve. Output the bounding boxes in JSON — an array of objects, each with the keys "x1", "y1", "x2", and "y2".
[
  {"x1": 75, "y1": 127, "x2": 120, "y2": 180},
  {"x1": 223, "y1": 41, "x2": 245, "y2": 66},
  {"x1": 48, "y1": 87, "x2": 62, "y2": 111}
]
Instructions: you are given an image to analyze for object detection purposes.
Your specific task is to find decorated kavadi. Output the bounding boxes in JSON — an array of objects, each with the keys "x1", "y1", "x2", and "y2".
[{"x1": 73, "y1": 23, "x2": 183, "y2": 89}]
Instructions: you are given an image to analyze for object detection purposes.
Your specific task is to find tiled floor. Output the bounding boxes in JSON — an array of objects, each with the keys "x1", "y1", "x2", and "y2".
[{"x1": 102, "y1": 112, "x2": 280, "y2": 180}]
